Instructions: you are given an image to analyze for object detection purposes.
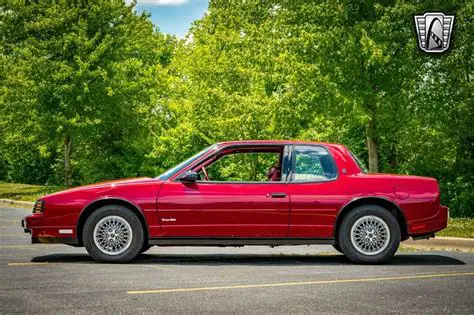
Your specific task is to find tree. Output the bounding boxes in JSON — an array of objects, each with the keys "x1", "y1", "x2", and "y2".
[
  {"x1": 162, "y1": 0, "x2": 421, "y2": 174},
  {"x1": 1, "y1": 0, "x2": 173, "y2": 186}
]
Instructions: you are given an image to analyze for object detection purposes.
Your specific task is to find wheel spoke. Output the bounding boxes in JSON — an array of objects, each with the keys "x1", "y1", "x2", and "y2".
[
  {"x1": 350, "y1": 215, "x2": 390, "y2": 256},
  {"x1": 93, "y1": 215, "x2": 133, "y2": 256}
]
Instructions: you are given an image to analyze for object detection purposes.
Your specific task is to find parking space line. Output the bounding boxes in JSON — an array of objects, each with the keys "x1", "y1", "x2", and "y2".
[
  {"x1": 0, "y1": 245, "x2": 37, "y2": 249},
  {"x1": 0, "y1": 222, "x2": 20, "y2": 227},
  {"x1": 127, "y1": 271, "x2": 474, "y2": 295},
  {"x1": 8, "y1": 262, "x2": 49, "y2": 266}
]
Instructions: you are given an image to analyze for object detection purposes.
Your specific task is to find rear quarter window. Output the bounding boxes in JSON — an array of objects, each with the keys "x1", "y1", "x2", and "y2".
[
  {"x1": 349, "y1": 151, "x2": 368, "y2": 174},
  {"x1": 292, "y1": 145, "x2": 337, "y2": 181}
]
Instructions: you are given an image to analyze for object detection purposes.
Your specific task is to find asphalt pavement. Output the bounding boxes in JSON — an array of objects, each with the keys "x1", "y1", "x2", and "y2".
[{"x1": 1, "y1": 206, "x2": 473, "y2": 314}]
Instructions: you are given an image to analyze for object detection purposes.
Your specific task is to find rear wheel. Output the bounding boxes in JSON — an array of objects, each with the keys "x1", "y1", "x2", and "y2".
[
  {"x1": 339, "y1": 205, "x2": 400, "y2": 264},
  {"x1": 141, "y1": 245, "x2": 153, "y2": 254},
  {"x1": 83, "y1": 205, "x2": 144, "y2": 263}
]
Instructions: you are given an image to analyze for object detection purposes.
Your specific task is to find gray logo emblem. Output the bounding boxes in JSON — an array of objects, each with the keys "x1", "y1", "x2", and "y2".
[{"x1": 414, "y1": 12, "x2": 455, "y2": 53}]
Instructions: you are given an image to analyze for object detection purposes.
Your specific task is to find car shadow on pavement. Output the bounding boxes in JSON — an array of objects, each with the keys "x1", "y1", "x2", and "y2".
[{"x1": 31, "y1": 253, "x2": 466, "y2": 266}]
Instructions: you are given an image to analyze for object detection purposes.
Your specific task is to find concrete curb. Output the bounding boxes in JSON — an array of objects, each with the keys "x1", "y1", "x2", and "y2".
[
  {"x1": 403, "y1": 237, "x2": 474, "y2": 250},
  {"x1": 0, "y1": 199, "x2": 34, "y2": 208}
]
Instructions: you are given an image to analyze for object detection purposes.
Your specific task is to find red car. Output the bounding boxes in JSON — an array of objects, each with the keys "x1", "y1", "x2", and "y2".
[{"x1": 22, "y1": 140, "x2": 448, "y2": 264}]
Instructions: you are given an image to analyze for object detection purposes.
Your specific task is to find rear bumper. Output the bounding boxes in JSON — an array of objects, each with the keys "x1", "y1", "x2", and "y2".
[
  {"x1": 408, "y1": 205, "x2": 449, "y2": 236},
  {"x1": 22, "y1": 214, "x2": 79, "y2": 246}
]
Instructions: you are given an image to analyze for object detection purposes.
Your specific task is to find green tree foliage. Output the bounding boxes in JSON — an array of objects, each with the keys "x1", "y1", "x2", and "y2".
[
  {"x1": 1, "y1": 0, "x2": 174, "y2": 186},
  {"x1": 0, "y1": 0, "x2": 472, "y2": 216}
]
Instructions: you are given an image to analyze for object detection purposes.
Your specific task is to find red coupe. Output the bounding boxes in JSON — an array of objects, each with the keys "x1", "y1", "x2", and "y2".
[{"x1": 22, "y1": 140, "x2": 448, "y2": 263}]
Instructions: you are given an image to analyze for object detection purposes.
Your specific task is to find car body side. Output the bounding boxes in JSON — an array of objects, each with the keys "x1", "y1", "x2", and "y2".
[{"x1": 23, "y1": 141, "x2": 448, "y2": 246}]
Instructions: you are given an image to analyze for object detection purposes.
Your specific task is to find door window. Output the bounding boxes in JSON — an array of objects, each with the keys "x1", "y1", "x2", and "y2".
[{"x1": 194, "y1": 146, "x2": 285, "y2": 182}]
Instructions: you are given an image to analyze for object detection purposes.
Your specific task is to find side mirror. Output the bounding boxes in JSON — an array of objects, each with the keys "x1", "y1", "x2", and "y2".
[{"x1": 177, "y1": 171, "x2": 198, "y2": 183}]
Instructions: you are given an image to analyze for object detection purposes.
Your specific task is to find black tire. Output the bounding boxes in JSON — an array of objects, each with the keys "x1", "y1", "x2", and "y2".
[
  {"x1": 141, "y1": 245, "x2": 153, "y2": 254},
  {"x1": 332, "y1": 243, "x2": 343, "y2": 254},
  {"x1": 83, "y1": 205, "x2": 145, "y2": 263},
  {"x1": 338, "y1": 205, "x2": 400, "y2": 264}
]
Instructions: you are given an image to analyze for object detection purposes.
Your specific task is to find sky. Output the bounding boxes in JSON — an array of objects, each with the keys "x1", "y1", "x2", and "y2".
[{"x1": 134, "y1": 0, "x2": 209, "y2": 38}]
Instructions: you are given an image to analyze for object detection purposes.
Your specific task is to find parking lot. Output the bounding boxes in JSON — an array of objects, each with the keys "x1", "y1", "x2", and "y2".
[{"x1": 1, "y1": 206, "x2": 473, "y2": 313}]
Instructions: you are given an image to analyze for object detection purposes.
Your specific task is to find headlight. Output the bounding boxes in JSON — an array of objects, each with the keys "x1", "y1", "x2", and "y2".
[{"x1": 33, "y1": 200, "x2": 45, "y2": 214}]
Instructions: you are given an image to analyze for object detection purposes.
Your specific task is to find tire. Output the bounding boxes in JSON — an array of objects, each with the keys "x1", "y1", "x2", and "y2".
[
  {"x1": 338, "y1": 205, "x2": 400, "y2": 264},
  {"x1": 332, "y1": 244, "x2": 343, "y2": 254},
  {"x1": 83, "y1": 205, "x2": 145, "y2": 263},
  {"x1": 141, "y1": 245, "x2": 153, "y2": 254}
]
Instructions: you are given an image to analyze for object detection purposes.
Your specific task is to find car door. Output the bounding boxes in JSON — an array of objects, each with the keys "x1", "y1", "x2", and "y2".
[
  {"x1": 156, "y1": 145, "x2": 291, "y2": 238},
  {"x1": 287, "y1": 145, "x2": 346, "y2": 238}
]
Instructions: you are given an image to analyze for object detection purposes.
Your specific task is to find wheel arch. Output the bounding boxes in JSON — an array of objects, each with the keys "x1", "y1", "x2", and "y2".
[
  {"x1": 334, "y1": 196, "x2": 408, "y2": 243},
  {"x1": 76, "y1": 198, "x2": 149, "y2": 246}
]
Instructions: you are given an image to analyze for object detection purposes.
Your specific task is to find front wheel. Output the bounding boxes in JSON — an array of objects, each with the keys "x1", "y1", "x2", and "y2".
[
  {"x1": 83, "y1": 205, "x2": 145, "y2": 263},
  {"x1": 332, "y1": 244, "x2": 343, "y2": 254},
  {"x1": 339, "y1": 205, "x2": 400, "y2": 264}
]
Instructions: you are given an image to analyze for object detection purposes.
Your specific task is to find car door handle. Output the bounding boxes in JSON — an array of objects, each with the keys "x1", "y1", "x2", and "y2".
[{"x1": 270, "y1": 192, "x2": 287, "y2": 198}]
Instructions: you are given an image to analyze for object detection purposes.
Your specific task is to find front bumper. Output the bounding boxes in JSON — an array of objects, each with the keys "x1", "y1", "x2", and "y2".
[
  {"x1": 22, "y1": 214, "x2": 78, "y2": 246},
  {"x1": 21, "y1": 218, "x2": 30, "y2": 233}
]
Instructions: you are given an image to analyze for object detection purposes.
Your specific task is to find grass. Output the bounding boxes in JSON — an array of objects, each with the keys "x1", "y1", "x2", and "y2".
[
  {"x1": 0, "y1": 182, "x2": 62, "y2": 202},
  {"x1": 0, "y1": 181, "x2": 473, "y2": 238},
  {"x1": 437, "y1": 218, "x2": 474, "y2": 238},
  {"x1": 398, "y1": 245, "x2": 473, "y2": 253}
]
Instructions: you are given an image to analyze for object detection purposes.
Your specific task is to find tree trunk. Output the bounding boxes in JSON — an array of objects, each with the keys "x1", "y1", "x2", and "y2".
[
  {"x1": 366, "y1": 119, "x2": 378, "y2": 173},
  {"x1": 64, "y1": 137, "x2": 73, "y2": 187}
]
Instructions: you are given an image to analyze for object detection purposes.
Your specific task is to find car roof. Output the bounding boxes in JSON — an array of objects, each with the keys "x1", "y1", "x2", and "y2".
[{"x1": 215, "y1": 140, "x2": 344, "y2": 149}]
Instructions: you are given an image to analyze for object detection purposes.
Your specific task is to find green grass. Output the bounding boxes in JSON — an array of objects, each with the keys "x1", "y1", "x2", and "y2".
[
  {"x1": 437, "y1": 218, "x2": 474, "y2": 238},
  {"x1": 398, "y1": 245, "x2": 474, "y2": 253},
  {"x1": 0, "y1": 181, "x2": 473, "y2": 238},
  {"x1": 0, "y1": 182, "x2": 62, "y2": 202}
]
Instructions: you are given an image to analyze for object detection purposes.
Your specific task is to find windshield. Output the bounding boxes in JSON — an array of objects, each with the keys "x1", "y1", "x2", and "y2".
[
  {"x1": 349, "y1": 150, "x2": 368, "y2": 174},
  {"x1": 157, "y1": 144, "x2": 218, "y2": 180}
]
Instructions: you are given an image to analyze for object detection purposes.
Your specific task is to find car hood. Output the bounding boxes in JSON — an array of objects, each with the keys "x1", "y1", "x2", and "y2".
[{"x1": 43, "y1": 177, "x2": 160, "y2": 198}]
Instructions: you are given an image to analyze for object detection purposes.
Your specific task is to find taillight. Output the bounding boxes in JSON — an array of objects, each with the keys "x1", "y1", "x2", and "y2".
[{"x1": 33, "y1": 200, "x2": 45, "y2": 214}]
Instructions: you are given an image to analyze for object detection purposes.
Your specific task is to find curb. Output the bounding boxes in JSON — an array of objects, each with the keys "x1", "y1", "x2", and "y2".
[
  {"x1": 0, "y1": 199, "x2": 34, "y2": 208},
  {"x1": 403, "y1": 237, "x2": 474, "y2": 249}
]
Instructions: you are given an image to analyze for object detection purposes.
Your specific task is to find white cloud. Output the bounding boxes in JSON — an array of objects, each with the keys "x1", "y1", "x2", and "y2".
[{"x1": 136, "y1": 0, "x2": 188, "y2": 5}]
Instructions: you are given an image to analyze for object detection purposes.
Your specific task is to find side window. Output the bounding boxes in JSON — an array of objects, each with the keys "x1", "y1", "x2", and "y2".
[{"x1": 292, "y1": 146, "x2": 337, "y2": 181}]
